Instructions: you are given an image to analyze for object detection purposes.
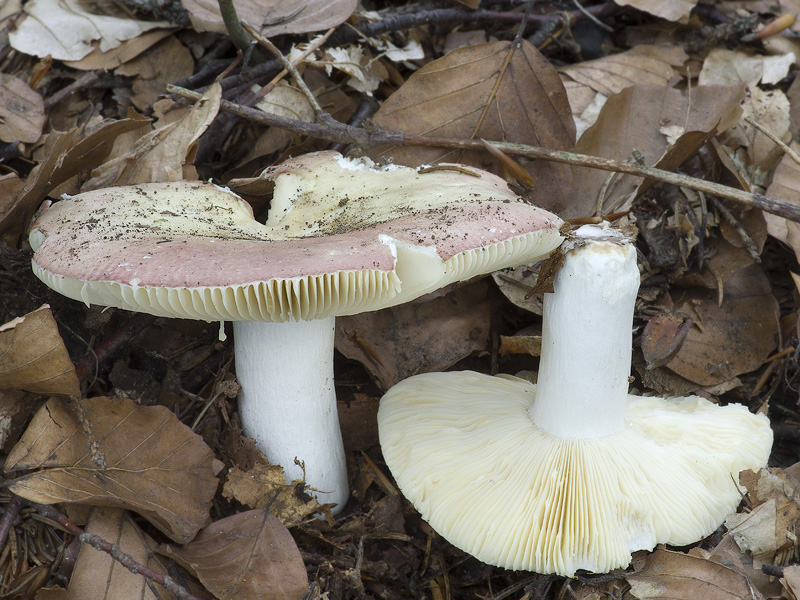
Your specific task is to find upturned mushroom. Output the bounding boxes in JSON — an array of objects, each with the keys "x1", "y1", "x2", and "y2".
[
  {"x1": 28, "y1": 151, "x2": 565, "y2": 513},
  {"x1": 378, "y1": 223, "x2": 772, "y2": 574}
]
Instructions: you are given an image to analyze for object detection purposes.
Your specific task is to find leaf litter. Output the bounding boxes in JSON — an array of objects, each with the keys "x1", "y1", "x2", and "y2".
[{"x1": 1, "y1": 1, "x2": 800, "y2": 599}]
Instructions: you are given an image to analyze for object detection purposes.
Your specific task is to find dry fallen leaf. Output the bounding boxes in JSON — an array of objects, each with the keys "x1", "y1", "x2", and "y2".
[
  {"x1": 0, "y1": 115, "x2": 149, "y2": 239},
  {"x1": 87, "y1": 84, "x2": 222, "y2": 187},
  {"x1": 627, "y1": 548, "x2": 758, "y2": 600},
  {"x1": 335, "y1": 281, "x2": 490, "y2": 390},
  {"x1": 62, "y1": 29, "x2": 174, "y2": 71},
  {"x1": 782, "y1": 564, "x2": 800, "y2": 600},
  {"x1": 640, "y1": 311, "x2": 693, "y2": 370},
  {"x1": 699, "y1": 49, "x2": 796, "y2": 87},
  {"x1": 114, "y1": 37, "x2": 195, "y2": 111},
  {"x1": 715, "y1": 86, "x2": 791, "y2": 192},
  {"x1": 69, "y1": 507, "x2": 172, "y2": 600},
  {"x1": 222, "y1": 462, "x2": 322, "y2": 525},
  {"x1": 566, "y1": 84, "x2": 744, "y2": 218},
  {"x1": 8, "y1": 0, "x2": 171, "y2": 61},
  {"x1": 0, "y1": 75, "x2": 45, "y2": 144},
  {"x1": 613, "y1": 0, "x2": 696, "y2": 23},
  {"x1": 160, "y1": 509, "x2": 309, "y2": 600},
  {"x1": 560, "y1": 44, "x2": 687, "y2": 136},
  {"x1": 5, "y1": 395, "x2": 220, "y2": 543},
  {"x1": 316, "y1": 46, "x2": 388, "y2": 93},
  {"x1": 371, "y1": 40, "x2": 576, "y2": 214},
  {"x1": 764, "y1": 141, "x2": 800, "y2": 246},
  {"x1": 0, "y1": 305, "x2": 79, "y2": 397},
  {"x1": 663, "y1": 264, "x2": 779, "y2": 387},
  {"x1": 183, "y1": 0, "x2": 357, "y2": 37}
]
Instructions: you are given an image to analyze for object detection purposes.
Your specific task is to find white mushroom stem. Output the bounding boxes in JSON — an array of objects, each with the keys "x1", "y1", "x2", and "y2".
[
  {"x1": 529, "y1": 226, "x2": 640, "y2": 438},
  {"x1": 233, "y1": 317, "x2": 349, "y2": 512}
]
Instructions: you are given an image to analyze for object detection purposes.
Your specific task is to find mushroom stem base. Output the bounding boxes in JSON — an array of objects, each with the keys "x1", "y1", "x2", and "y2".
[{"x1": 233, "y1": 317, "x2": 348, "y2": 513}]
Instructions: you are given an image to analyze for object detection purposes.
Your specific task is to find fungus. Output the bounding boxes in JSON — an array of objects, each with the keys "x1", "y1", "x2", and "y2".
[
  {"x1": 378, "y1": 223, "x2": 772, "y2": 573},
  {"x1": 28, "y1": 151, "x2": 564, "y2": 513}
]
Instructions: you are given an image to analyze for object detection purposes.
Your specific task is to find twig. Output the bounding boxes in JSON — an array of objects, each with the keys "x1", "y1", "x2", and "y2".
[
  {"x1": 326, "y1": 4, "x2": 621, "y2": 47},
  {"x1": 218, "y1": 0, "x2": 253, "y2": 54},
  {"x1": 255, "y1": 28, "x2": 336, "y2": 100},
  {"x1": 242, "y1": 21, "x2": 323, "y2": 113},
  {"x1": 708, "y1": 196, "x2": 761, "y2": 262},
  {"x1": 44, "y1": 71, "x2": 101, "y2": 110},
  {"x1": 572, "y1": 0, "x2": 614, "y2": 31},
  {"x1": 744, "y1": 116, "x2": 800, "y2": 166},
  {"x1": 168, "y1": 86, "x2": 800, "y2": 223},
  {"x1": 31, "y1": 503, "x2": 202, "y2": 600},
  {"x1": 0, "y1": 495, "x2": 23, "y2": 554}
]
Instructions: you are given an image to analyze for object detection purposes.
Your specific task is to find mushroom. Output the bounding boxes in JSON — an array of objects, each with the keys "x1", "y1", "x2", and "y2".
[
  {"x1": 28, "y1": 151, "x2": 565, "y2": 513},
  {"x1": 377, "y1": 223, "x2": 772, "y2": 574}
]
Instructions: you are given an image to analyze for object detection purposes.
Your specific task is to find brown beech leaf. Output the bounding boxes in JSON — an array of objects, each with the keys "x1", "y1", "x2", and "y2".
[
  {"x1": 0, "y1": 115, "x2": 149, "y2": 239},
  {"x1": 335, "y1": 281, "x2": 490, "y2": 390},
  {"x1": 640, "y1": 311, "x2": 693, "y2": 370},
  {"x1": 560, "y1": 45, "x2": 688, "y2": 98},
  {"x1": 183, "y1": 0, "x2": 357, "y2": 37},
  {"x1": 765, "y1": 141, "x2": 800, "y2": 247},
  {"x1": 627, "y1": 548, "x2": 758, "y2": 599},
  {"x1": 69, "y1": 507, "x2": 172, "y2": 600},
  {"x1": 664, "y1": 264, "x2": 779, "y2": 386},
  {"x1": 160, "y1": 509, "x2": 309, "y2": 600},
  {"x1": 567, "y1": 84, "x2": 743, "y2": 218},
  {"x1": 0, "y1": 76, "x2": 45, "y2": 143},
  {"x1": 0, "y1": 305, "x2": 79, "y2": 397},
  {"x1": 94, "y1": 83, "x2": 221, "y2": 186},
  {"x1": 370, "y1": 40, "x2": 576, "y2": 214},
  {"x1": 4, "y1": 396, "x2": 220, "y2": 543}
]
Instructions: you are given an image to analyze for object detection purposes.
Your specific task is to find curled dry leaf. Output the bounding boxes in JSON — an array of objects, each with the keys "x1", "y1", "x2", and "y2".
[
  {"x1": 613, "y1": 0, "x2": 696, "y2": 23},
  {"x1": 8, "y1": 0, "x2": 171, "y2": 61},
  {"x1": 560, "y1": 45, "x2": 687, "y2": 137},
  {"x1": 0, "y1": 115, "x2": 149, "y2": 239},
  {"x1": 114, "y1": 37, "x2": 195, "y2": 111},
  {"x1": 0, "y1": 305, "x2": 79, "y2": 397},
  {"x1": 640, "y1": 311, "x2": 693, "y2": 370},
  {"x1": 567, "y1": 84, "x2": 744, "y2": 218},
  {"x1": 160, "y1": 509, "x2": 309, "y2": 600},
  {"x1": 183, "y1": 0, "x2": 357, "y2": 37},
  {"x1": 335, "y1": 281, "x2": 491, "y2": 390},
  {"x1": 89, "y1": 83, "x2": 222, "y2": 187},
  {"x1": 63, "y1": 29, "x2": 174, "y2": 71},
  {"x1": 663, "y1": 264, "x2": 779, "y2": 387},
  {"x1": 627, "y1": 548, "x2": 758, "y2": 600},
  {"x1": 70, "y1": 507, "x2": 171, "y2": 600},
  {"x1": 725, "y1": 465, "x2": 800, "y2": 565},
  {"x1": 764, "y1": 141, "x2": 800, "y2": 247},
  {"x1": 560, "y1": 45, "x2": 688, "y2": 98},
  {"x1": 371, "y1": 40, "x2": 576, "y2": 214},
  {"x1": 699, "y1": 49, "x2": 796, "y2": 87},
  {"x1": 0, "y1": 76, "x2": 45, "y2": 144},
  {"x1": 715, "y1": 86, "x2": 791, "y2": 193},
  {"x1": 5, "y1": 396, "x2": 220, "y2": 543},
  {"x1": 222, "y1": 463, "x2": 322, "y2": 525}
]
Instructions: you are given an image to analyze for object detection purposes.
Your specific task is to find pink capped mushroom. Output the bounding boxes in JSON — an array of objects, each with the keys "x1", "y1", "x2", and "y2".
[{"x1": 28, "y1": 151, "x2": 565, "y2": 513}]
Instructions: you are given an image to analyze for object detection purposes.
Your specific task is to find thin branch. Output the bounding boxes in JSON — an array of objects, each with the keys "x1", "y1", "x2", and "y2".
[
  {"x1": 168, "y1": 86, "x2": 800, "y2": 223},
  {"x1": 44, "y1": 71, "x2": 101, "y2": 110},
  {"x1": 0, "y1": 495, "x2": 23, "y2": 553},
  {"x1": 744, "y1": 116, "x2": 800, "y2": 166},
  {"x1": 242, "y1": 21, "x2": 323, "y2": 113},
  {"x1": 218, "y1": 0, "x2": 253, "y2": 54},
  {"x1": 325, "y1": 4, "x2": 621, "y2": 47},
  {"x1": 31, "y1": 503, "x2": 202, "y2": 600}
]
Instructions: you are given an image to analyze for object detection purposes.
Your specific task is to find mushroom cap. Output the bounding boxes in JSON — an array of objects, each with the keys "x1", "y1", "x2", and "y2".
[
  {"x1": 377, "y1": 371, "x2": 772, "y2": 576},
  {"x1": 29, "y1": 152, "x2": 563, "y2": 322}
]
